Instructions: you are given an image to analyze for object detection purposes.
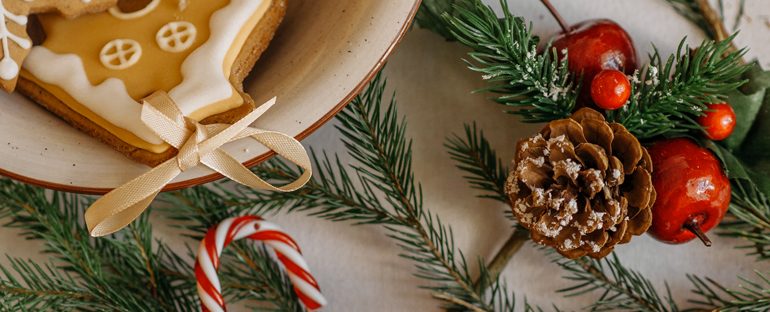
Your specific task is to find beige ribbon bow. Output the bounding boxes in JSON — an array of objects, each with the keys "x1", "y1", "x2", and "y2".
[{"x1": 85, "y1": 91, "x2": 312, "y2": 237}]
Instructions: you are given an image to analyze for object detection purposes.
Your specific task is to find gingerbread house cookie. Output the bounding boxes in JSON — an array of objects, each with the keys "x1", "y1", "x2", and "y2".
[
  {"x1": 0, "y1": 0, "x2": 117, "y2": 91},
  {"x1": 18, "y1": 0, "x2": 287, "y2": 166}
]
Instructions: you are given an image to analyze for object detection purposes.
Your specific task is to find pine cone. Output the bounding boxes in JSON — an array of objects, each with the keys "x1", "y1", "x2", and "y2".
[{"x1": 505, "y1": 108, "x2": 655, "y2": 259}]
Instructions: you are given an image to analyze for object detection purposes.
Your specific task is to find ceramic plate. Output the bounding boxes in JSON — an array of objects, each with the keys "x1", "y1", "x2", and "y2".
[{"x1": 0, "y1": 0, "x2": 420, "y2": 194}]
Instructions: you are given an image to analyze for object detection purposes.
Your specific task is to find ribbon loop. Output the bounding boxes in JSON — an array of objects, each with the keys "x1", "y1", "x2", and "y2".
[{"x1": 84, "y1": 91, "x2": 312, "y2": 237}]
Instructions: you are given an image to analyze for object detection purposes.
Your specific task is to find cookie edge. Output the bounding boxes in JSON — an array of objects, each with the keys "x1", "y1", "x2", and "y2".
[{"x1": 17, "y1": 0, "x2": 288, "y2": 167}]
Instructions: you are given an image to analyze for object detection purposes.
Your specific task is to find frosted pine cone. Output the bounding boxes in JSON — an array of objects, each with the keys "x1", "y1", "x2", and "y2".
[{"x1": 505, "y1": 108, "x2": 655, "y2": 259}]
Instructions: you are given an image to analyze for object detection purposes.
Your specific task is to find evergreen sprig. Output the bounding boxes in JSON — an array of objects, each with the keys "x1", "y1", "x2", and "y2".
[
  {"x1": 0, "y1": 179, "x2": 301, "y2": 311},
  {"x1": 159, "y1": 186, "x2": 309, "y2": 311},
  {"x1": 218, "y1": 246, "x2": 304, "y2": 312},
  {"x1": 722, "y1": 180, "x2": 770, "y2": 260},
  {"x1": 554, "y1": 252, "x2": 679, "y2": 312},
  {"x1": 688, "y1": 272, "x2": 770, "y2": 311},
  {"x1": 182, "y1": 73, "x2": 533, "y2": 311},
  {"x1": 0, "y1": 181, "x2": 198, "y2": 312},
  {"x1": 443, "y1": 0, "x2": 578, "y2": 122},
  {"x1": 606, "y1": 37, "x2": 747, "y2": 139},
  {"x1": 439, "y1": 114, "x2": 692, "y2": 311},
  {"x1": 439, "y1": 0, "x2": 748, "y2": 139},
  {"x1": 704, "y1": 142, "x2": 770, "y2": 260},
  {"x1": 445, "y1": 123, "x2": 509, "y2": 204}
]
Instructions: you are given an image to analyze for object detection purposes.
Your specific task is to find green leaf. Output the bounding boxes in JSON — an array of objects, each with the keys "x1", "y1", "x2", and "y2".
[
  {"x1": 737, "y1": 92, "x2": 770, "y2": 160},
  {"x1": 749, "y1": 162, "x2": 770, "y2": 199},
  {"x1": 705, "y1": 140, "x2": 750, "y2": 180},
  {"x1": 736, "y1": 67, "x2": 770, "y2": 162},
  {"x1": 722, "y1": 91, "x2": 765, "y2": 150},
  {"x1": 722, "y1": 62, "x2": 770, "y2": 150},
  {"x1": 740, "y1": 62, "x2": 770, "y2": 94}
]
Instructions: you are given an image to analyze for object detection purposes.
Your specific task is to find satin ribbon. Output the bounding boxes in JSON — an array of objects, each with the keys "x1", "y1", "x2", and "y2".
[{"x1": 85, "y1": 91, "x2": 312, "y2": 237}]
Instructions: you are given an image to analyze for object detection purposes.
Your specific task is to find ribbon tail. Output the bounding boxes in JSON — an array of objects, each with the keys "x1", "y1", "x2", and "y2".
[
  {"x1": 202, "y1": 149, "x2": 311, "y2": 192},
  {"x1": 201, "y1": 129, "x2": 312, "y2": 192},
  {"x1": 85, "y1": 161, "x2": 181, "y2": 237},
  {"x1": 249, "y1": 130, "x2": 312, "y2": 172}
]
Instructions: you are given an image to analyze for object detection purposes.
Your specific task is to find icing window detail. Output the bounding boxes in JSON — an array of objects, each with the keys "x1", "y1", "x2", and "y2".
[
  {"x1": 108, "y1": 0, "x2": 160, "y2": 20},
  {"x1": 100, "y1": 39, "x2": 142, "y2": 70},
  {"x1": 156, "y1": 21, "x2": 197, "y2": 53}
]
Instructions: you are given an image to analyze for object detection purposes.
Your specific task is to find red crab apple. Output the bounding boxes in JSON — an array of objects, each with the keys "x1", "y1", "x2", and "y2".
[
  {"x1": 550, "y1": 19, "x2": 638, "y2": 81},
  {"x1": 647, "y1": 138, "x2": 731, "y2": 246},
  {"x1": 540, "y1": 0, "x2": 638, "y2": 106}
]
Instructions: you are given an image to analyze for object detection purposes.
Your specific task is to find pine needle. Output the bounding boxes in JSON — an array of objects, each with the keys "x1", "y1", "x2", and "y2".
[
  {"x1": 193, "y1": 72, "x2": 536, "y2": 311},
  {"x1": 443, "y1": 0, "x2": 578, "y2": 122}
]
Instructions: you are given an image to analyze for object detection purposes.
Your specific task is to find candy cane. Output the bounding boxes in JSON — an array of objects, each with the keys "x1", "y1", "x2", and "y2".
[{"x1": 195, "y1": 216, "x2": 326, "y2": 311}]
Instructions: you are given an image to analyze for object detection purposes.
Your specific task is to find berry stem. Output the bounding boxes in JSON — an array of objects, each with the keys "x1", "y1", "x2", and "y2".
[
  {"x1": 540, "y1": 0, "x2": 570, "y2": 33},
  {"x1": 684, "y1": 219, "x2": 712, "y2": 247}
]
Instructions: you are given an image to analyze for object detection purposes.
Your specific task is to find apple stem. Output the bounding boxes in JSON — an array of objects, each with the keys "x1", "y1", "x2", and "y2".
[
  {"x1": 684, "y1": 219, "x2": 712, "y2": 247},
  {"x1": 540, "y1": 0, "x2": 570, "y2": 33}
]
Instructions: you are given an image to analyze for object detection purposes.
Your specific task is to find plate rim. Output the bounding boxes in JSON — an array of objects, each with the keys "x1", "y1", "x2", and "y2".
[{"x1": 0, "y1": 0, "x2": 423, "y2": 195}]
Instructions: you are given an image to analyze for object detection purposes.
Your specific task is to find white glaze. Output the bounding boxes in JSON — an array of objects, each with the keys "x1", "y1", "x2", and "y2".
[
  {"x1": 0, "y1": 0, "x2": 31, "y2": 80},
  {"x1": 169, "y1": 0, "x2": 265, "y2": 116},
  {"x1": 99, "y1": 39, "x2": 142, "y2": 70},
  {"x1": 22, "y1": 0, "x2": 267, "y2": 148},
  {"x1": 108, "y1": 0, "x2": 160, "y2": 20},
  {"x1": 24, "y1": 47, "x2": 163, "y2": 144},
  {"x1": 156, "y1": 21, "x2": 197, "y2": 53}
]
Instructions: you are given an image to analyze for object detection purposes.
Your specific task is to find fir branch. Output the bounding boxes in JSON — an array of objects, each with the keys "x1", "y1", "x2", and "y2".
[
  {"x1": 219, "y1": 245, "x2": 304, "y2": 312},
  {"x1": 438, "y1": 0, "x2": 747, "y2": 138},
  {"x1": 445, "y1": 123, "x2": 509, "y2": 204},
  {"x1": 688, "y1": 272, "x2": 770, "y2": 311},
  {"x1": 188, "y1": 73, "x2": 530, "y2": 311},
  {"x1": 0, "y1": 258, "x2": 95, "y2": 311},
  {"x1": 721, "y1": 179, "x2": 770, "y2": 260},
  {"x1": 554, "y1": 252, "x2": 679, "y2": 312},
  {"x1": 0, "y1": 180, "x2": 198, "y2": 312},
  {"x1": 606, "y1": 37, "x2": 748, "y2": 139},
  {"x1": 0, "y1": 178, "x2": 300, "y2": 311},
  {"x1": 416, "y1": 0, "x2": 464, "y2": 41},
  {"x1": 706, "y1": 142, "x2": 770, "y2": 260},
  {"x1": 160, "y1": 189, "x2": 314, "y2": 311},
  {"x1": 444, "y1": 124, "x2": 531, "y2": 292},
  {"x1": 443, "y1": 0, "x2": 578, "y2": 122}
]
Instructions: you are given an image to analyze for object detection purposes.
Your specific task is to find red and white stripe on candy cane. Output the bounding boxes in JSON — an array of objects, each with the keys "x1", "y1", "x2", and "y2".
[{"x1": 195, "y1": 215, "x2": 326, "y2": 311}]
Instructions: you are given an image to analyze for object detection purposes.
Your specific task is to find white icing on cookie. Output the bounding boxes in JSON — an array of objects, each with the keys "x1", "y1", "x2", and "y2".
[
  {"x1": 108, "y1": 0, "x2": 160, "y2": 20},
  {"x1": 0, "y1": 0, "x2": 31, "y2": 80},
  {"x1": 169, "y1": 0, "x2": 264, "y2": 116},
  {"x1": 23, "y1": 0, "x2": 267, "y2": 149},
  {"x1": 24, "y1": 47, "x2": 163, "y2": 145},
  {"x1": 156, "y1": 21, "x2": 197, "y2": 53},
  {"x1": 100, "y1": 39, "x2": 142, "y2": 70}
]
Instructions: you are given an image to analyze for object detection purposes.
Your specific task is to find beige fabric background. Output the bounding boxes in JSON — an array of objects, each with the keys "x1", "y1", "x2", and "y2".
[{"x1": 3, "y1": 0, "x2": 770, "y2": 311}]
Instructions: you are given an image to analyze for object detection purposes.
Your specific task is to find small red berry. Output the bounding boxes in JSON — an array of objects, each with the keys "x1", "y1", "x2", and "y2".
[
  {"x1": 590, "y1": 69, "x2": 631, "y2": 110},
  {"x1": 698, "y1": 103, "x2": 736, "y2": 141}
]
